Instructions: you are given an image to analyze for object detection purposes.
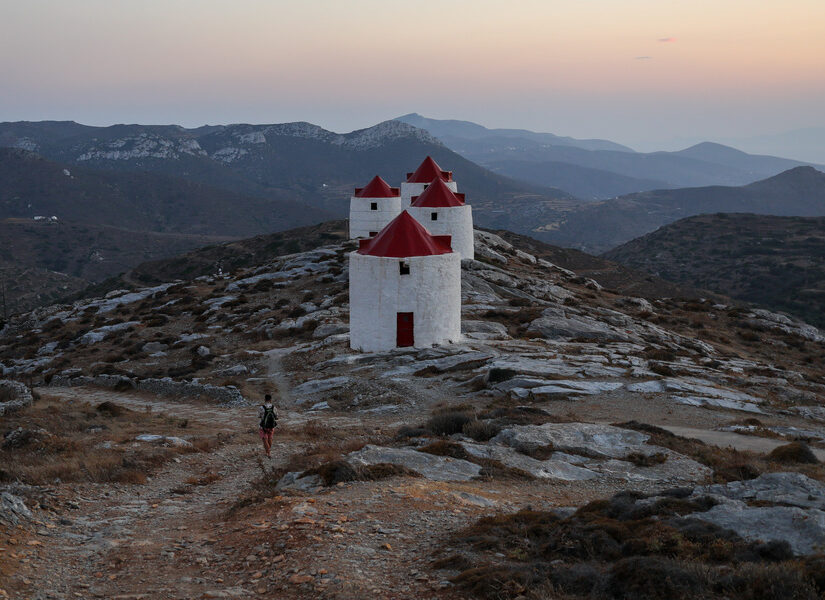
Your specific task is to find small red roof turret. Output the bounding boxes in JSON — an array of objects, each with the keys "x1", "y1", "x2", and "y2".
[
  {"x1": 406, "y1": 156, "x2": 453, "y2": 183},
  {"x1": 410, "y1": 178, "x2": 466, "y2": 207},
  {"x1": 357, "y1": 211, "x2": 452, "y2": 258},
  {"x1": 354, "y1": 175, "x2": 400, "y2": 198}
]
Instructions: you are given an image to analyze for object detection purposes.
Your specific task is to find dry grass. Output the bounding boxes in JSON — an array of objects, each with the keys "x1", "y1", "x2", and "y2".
[{"x1": 0, "y1": 397, "x2": 222, "y2": 485}]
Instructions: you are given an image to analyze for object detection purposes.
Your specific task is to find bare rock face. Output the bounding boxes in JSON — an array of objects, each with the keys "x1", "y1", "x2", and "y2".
[
  {"x1": 0, "y1": 492, "x2": 33, "y2": 527},
  {"x1": 460, "y1": 441, "x2": 599, "y2": 481},
  {"x1": 492, "y1": 423, "x2": 651, "y2": 460},
  {"x1": 528, "y1": 306, "x2": 633, "y2": 342},
  {"x1": 694, "y1": 472, "x2": 825, "y2": 510},
  {"x1": 694, "y1": 505, "x2": 825, "y2": 555},
  {"x1": 344, "y1": 445, "x2": 481, "y2": 482},
  {"x1": 629, "y1": 473, "x2": 825, "y2": 556}
]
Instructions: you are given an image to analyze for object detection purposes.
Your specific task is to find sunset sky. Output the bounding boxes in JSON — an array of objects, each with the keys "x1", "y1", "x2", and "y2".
[{"x1": 1, "y1": 0, "x2": 823, "y2": 151}]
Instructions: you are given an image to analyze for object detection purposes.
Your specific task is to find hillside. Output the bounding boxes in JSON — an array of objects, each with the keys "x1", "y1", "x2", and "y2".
[
  {"x1": 76, "y1": 221, "x2": 704, "y2": 304},
  {"x1": 398, "y1": 114, "x2": 824, "y2": 199},
  {"x1": 0, "y1": 218, "x2": 232, "y2": 315},
  {"x1": 0, "y1": 148, "x2": 324, "y2": 236},
  {"x1": 541, "y1": 166, "x2": 825, "y2": 253},
  {"x1": 3, "y1": 228, "x2": 825, "y2": 599},
  {"x1": 0, "y1": 120, "x2": 576, "y2": 221},
  {"x1": 604, "y1": 213, "x2": 825, "y2": 328}
]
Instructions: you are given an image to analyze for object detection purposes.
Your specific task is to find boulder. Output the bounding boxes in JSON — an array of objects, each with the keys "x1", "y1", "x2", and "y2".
[
  {"x1": 694, "y1": 472, "x2": 825, "y2": 510},
  {"x1": 529, "y1": 380, "x2": 624, "y2": 399},
  {"x1": 0, "y1": 492, "x2": 33, "y2": 527},
  {"x1": 135, "y1": 434, "x2": 192, "y2": 448},
  {"x1": 694, "y1": 504, "x2": 825, "y2": 556},
  {"x1": 345, "y1": 445, "x2": 481, "y2": 482},
  {"x1": 414, "y1": 352, "x2": 494, "y2": 375},
  {"x1": 461, "y1": 320, "x2": 509, "y2": 340},
  {"x1": 492, "y1": 423, "x2": 650, "y2": 459},
  {"x1": 312, "y1": 322, "x2": 349, "y2": 339},
  {"x1": 276, "y1": 472, "x2": 324, "y2": 492},
  {"x1": 460, "y1": 441, "x2": 598, "y2": 481},
  {"x1": 291, "y1": 376, "x2": 352, "y2": 400},
  {"x1": 528, "y1": 306, "x2": 632, "y2": 342},
  {"x1": 142, "y1": 341, "x2": 169, "y2": 354}
]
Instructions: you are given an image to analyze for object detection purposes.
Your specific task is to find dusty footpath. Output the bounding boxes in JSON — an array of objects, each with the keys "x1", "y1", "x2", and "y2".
[{"x1": 1, "y1": 386, "x2": 636, "y2": 600}]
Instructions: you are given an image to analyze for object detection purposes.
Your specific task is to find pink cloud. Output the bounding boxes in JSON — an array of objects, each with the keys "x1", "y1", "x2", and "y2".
[{"x1": 658, "y1": 37, "x2": 676, "y2": 43}]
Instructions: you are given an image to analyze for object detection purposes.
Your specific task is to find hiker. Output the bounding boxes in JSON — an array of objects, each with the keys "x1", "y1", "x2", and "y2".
[{"x1": 258, "y1": 394, "x2": 278, "y2": 458}]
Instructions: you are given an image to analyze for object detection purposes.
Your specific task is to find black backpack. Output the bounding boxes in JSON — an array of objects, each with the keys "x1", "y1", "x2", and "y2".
[{"x1": 260, "y1": 405, "x2": 277, "y2": 429}]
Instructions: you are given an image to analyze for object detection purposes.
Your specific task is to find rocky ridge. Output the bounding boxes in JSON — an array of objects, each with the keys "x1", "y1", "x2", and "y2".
[{"x1": 2, "y1": 229, "x2": 825, "y2": 598}]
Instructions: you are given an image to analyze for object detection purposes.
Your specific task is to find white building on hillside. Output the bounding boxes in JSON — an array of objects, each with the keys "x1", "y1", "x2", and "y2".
[
  {"x1": 349, "y1": 211, "x2": 461, "y2": 352},
  {"x1": 348, "y1": 175, "x2": 402, "y2": 239},
  {"x1": 400, "y1": 156, "x2": 458, "y2": 205},
  {"x1": 406, "y1": 177, "x2": 474, "y2": 260}
]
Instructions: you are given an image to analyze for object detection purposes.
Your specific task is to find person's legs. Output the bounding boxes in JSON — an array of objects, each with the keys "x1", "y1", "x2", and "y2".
[
  {"x1": 259, "y1": 428, "x2": 269, "y2": 456},
  {"x1": 264, "y1": 429, "x2": 274, "y2": 457}
]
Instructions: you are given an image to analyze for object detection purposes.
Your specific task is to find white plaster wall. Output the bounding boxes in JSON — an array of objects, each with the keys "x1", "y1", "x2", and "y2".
[
  {"x1": 349, "y1": 251, "x2": 461, "y2": 352},
  {"x1": 406, "y1": 205, "x2": 474, "y2": 260},
  {"x1": 349, "y1": 196, "x2": 403, "y2": 239},
  {"x1": 401, "y1": 181, "x2": 458, "y2": 205}
]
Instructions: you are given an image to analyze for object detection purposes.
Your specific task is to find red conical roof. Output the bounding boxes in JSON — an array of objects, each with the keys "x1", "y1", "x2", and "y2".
[
  {"x1": 406, "y1": 156, "x2": 453, "y2": 183},
  {"x1": 410, "y1": 177, "x2": 466, "y2": 207},
  {"x1": 354, "y1": 175, "x2": 400, "y2": 198},
  {"x1": 357, "y1": 211, "x2": 452, "y2": 257}
]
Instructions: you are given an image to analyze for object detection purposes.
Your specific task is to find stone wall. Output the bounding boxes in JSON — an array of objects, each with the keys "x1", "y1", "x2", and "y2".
[{"x1": 0, "y1": 379, "x2": 34, "y2": 416}]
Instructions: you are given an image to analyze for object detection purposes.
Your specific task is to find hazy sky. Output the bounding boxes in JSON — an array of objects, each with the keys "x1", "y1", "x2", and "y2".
[{"x1": 1, "y1": 0, "x2": 824, "y2": 151}]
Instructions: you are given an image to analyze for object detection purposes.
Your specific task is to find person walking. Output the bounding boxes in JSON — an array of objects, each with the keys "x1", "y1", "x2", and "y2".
[{"x1": 258, "y1": 394, "x2": 278, "y2": 458}]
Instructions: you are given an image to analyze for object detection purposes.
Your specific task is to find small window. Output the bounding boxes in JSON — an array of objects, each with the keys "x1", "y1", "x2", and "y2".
[
  {"x1": 431, "y1": 212, "x2": 438, "y2": 221},
  {"x1": 370, "y1": 202, "x2": 377, "y2": 211},
  {"x1": 399, "y1": 261, "x2": 410, "y2": 275},
  {"x1": 368, "y1": 231, "x2": 378, "y2": 237}
]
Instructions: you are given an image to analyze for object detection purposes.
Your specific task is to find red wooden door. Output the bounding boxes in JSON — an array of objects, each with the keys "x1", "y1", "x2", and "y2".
[{"x1": 396, "y1": 312, "x2": 414, "y2": 347}]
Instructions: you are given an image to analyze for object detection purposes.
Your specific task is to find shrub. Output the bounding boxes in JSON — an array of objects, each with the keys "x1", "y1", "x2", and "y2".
[
  {"x1": 305, "y1": 460, "x2": 419, "y2": 486},
  {"x1": 462, "y1": 420, "x2": 501, "y2": 442},
  {"x1": 768, "y1": 442, "x2": 819, "y2": 465},
  {"x1": 625, "y1": 452, "x2": 668, "y2": 467},
  {"x1": 488, "y1": 368, "x2": 517, "y2": 383},
  {"x1": 426, "y1": 410, "x2": 473, "y2": 436}
]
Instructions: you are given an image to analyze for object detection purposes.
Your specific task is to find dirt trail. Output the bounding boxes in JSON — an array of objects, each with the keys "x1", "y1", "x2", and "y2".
[{"x1": 16, "y1": 387, "x2": 268, "y2": 600}]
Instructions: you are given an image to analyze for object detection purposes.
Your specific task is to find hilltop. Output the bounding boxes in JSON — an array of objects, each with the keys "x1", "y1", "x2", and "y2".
[
  {"x1": 3, "y1": 228, "x2": 825, "y2": 598},
  {"x1": 604, "y1": 213, "x2": 825, "y2": 328}
]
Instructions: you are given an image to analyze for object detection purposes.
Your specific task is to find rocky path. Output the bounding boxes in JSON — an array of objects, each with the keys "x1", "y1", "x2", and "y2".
[
  {"x1": 10, "y1": 375, "x2": 477, "y2": 600},
  {"x1": 13, "y1": 387, "x2": 265, "y2": 600}
]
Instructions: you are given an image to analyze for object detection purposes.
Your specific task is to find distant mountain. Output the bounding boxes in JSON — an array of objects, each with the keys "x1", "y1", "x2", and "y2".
[
  {"x1": 0, "y1": 148, "x2": 324, "y2": 236},
  {"x1": 397, "y1": 114, "x2": 825, "y2": 199},
  {"x1": 604, "y1": 213, "x2": 825, "y2": 328},
  {"x1": 484, "y1": 160, "x2": 669, "y2": 200},
  {"x1": 0, "y1": 120, "x2": 573, "y2": 219},
  {"x1": 715, "y1": 128, "x2": 825, "y2": 165},
  {"x1": 535, "y1": 166, "x2": 825, "y2": 253},
  {"x1": 396, "y1": 113, "x2": 633, "y2": 152}
]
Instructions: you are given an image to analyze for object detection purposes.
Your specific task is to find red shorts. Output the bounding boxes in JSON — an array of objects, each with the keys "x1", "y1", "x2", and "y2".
[{"x1": 259, "y1": 428, "x2": 275, "y2": 443}]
